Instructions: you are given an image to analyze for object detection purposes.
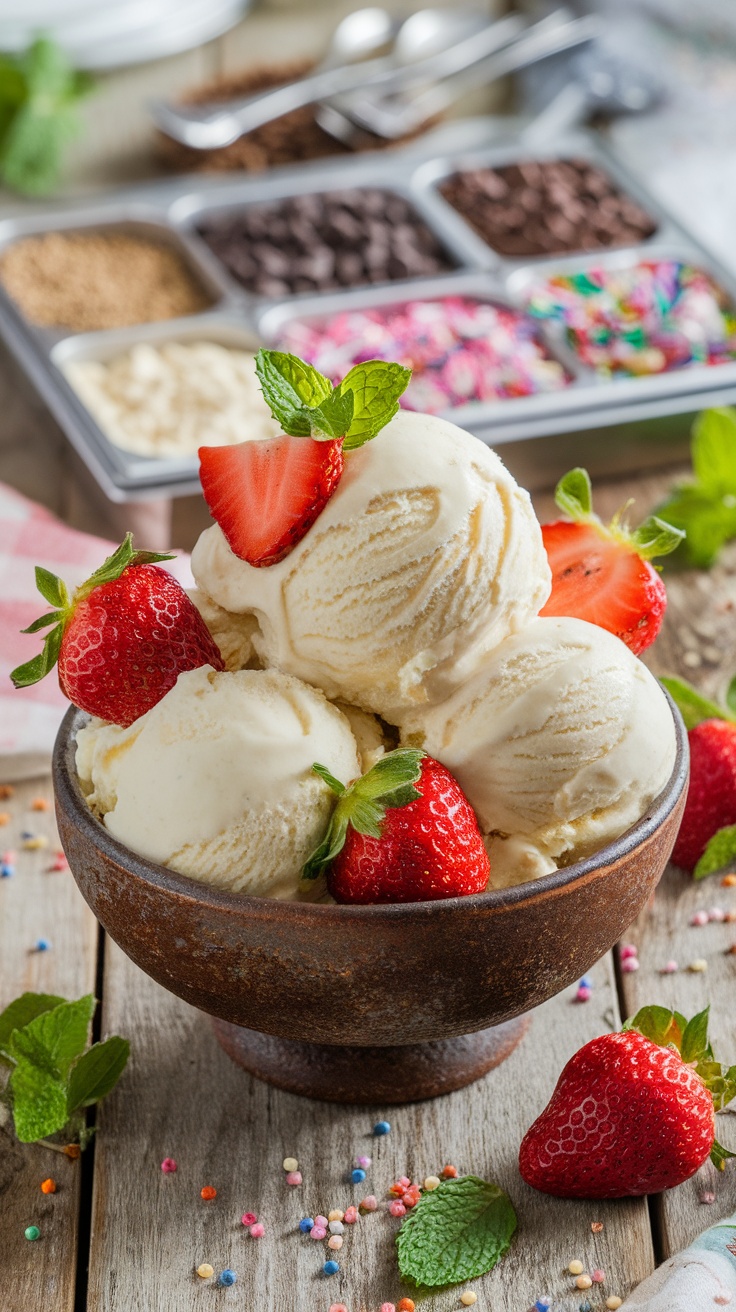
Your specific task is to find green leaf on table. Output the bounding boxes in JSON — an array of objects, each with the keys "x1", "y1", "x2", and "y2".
[
  {"x1": 623, "y1": 1005, "x2": 687, "y2": 1051},
  {"x1": 692, "y1": 408, "x2": 736, "y2": 497},
  {"x1": 694, "y1": 825, "x2": 736, "y2": 880},
  {"x1": 67, "y1": 1036, "x2": 130, "y2": 1112},
  {"x1": 654, "y1": 482, "x2": 736, "y2": 569},
  {"x1": 0, "y1": 992, "x2": 65, "y2": 1054},
  {"x1": 554, "y1": 466, "x2": 593, "y2": 521},
  {"x1": 396, "y1": 1175, "x2": 517, "y2": 1288},
  {"x1": 659, "y1": 676, "x2": 731, "y2": 731},
  {"x1": 9, "y1": 1058, "x2": 68, "y2": 1142},
  {"x1": 8, "y1": 994, "x2": 95, "y2": 1079},
  {"x1": 337, "y1": 360, "x2": 412, "y2": 449}
]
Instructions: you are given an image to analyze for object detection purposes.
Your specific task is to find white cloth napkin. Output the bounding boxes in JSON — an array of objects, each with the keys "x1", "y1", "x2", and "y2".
[{"x1": 0, "y1": 481, "x2": 191, "y2": 780}]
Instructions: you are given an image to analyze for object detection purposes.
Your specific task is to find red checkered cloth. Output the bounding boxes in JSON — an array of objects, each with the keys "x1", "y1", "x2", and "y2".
[{"x1": 0, "y1": 481, "x2": 191, "y2": 780}]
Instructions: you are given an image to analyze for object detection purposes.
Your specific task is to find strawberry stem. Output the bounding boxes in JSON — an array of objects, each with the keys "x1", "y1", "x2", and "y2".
[{"x1": 553, "y1": 467, "x2": 684, "y2": 561}]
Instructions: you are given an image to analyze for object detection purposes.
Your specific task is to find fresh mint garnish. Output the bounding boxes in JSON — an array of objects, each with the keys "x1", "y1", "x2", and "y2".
[
  {"x1": 10, "y1": 533, "x2": 173, "y2": 690},
  {"x1": 0, "y1": 38, "x2": 93, "y2": 196},
  {"x1": 624, "y1": 1005, "x2": 736, "y2": 1164},
  {"x1": 255, "y1": 348, "x2": 411, "y2": 449},
  {"x1": 555, "y1": 466, "x2": 684, "y2": 560},
  {"x1": 656, "y1": 407, "x2": 736, "y2": 567},
  {"x1": 303, "y1": 748, "x2": 424, "y2": 880},
  {"x1": 396, "y1": 1175, "x2": 517, "y2": 1287},
  {"x1": 0, "y1": 992, "x2": 129, "y2": 1147}
]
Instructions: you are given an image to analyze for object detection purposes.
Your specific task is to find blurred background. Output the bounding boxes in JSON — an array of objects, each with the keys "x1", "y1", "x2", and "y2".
[{"x1": 0, "y1": 0, "x2": 735, "y2": 549}]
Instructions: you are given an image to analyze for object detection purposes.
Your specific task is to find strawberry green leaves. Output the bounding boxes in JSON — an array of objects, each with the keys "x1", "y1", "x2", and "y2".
[
  {"x1": 554, "y1": 466, "x2": 684, "y2": 560},
  {"x1": 659, "y1": 675, "x2": 732, "y2": 732},
  {"x1": 255, "y1": 348, "x2": 411, "y2": 449},
  {"x1": 656, "y1": 407, "x2": 736, "y2": 567},
  {"x1": 396, "y1": 1175, "x2": 517, "y2": 1288},
  {"x1": 10, "y1": 532, "x2": 173, "y2": 690},
  {"x1": 0, "y1": 992, "x2": 129, "y2": 1146},
  {"x1": 624, "y1": 1005, "x2": 736, "y2": 1165},
  {"x1": 303, "y1": 748, "x2": 424, "y2": 880}
]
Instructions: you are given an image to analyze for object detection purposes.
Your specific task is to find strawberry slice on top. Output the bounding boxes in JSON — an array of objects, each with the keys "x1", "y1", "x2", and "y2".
[
  {"x1": 199, "y1": 434, "x2": 344, "y2": 568},
  {"x1": 540, "y1": 467, "x2": 684, "y2": 655},
  {"x1": 198, "y1": 348, "x2": 411, "y2": 568}
]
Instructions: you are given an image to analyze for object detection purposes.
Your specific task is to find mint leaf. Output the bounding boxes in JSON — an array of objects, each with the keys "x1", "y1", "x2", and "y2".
[
  {"x1": 10, "y1": 1058, "x2": 68, "y2": 1142},
  {"x1": 659, "y1": 676, "x2": 731, "y2": 731},
  {"x1": 337, "y1": 361, "x2": 411, "y2": 450},
  {"x1": 9, "y1": 995, "x2": 95, "y2": 1079},
  {"x1": 694, "y1": 825, "x2": 736, "y2": 880},
  {"x1": 629, "y1": 515, "x2": 685, "y2": 560},
  {"x1": 397, "y1": 1176, "x2": 516, "y2": 1287},
  {"x1": 255, "y1": 350, "x2": 331, "y2": 437},
  {"x1": 303, "y1": 748, "x2": 423, "y2": 880},
  {"x1": 692, "y1": 408, "x2": 736, "y2": 497},
  {"x1": 554, "y1": 467, "x2": 593, "y2": 520},
  {"x1": 656, "y1": 484, "x2": 736, "y2": 569},
  {"x1": 0, "y1": 39, "x2": 93, "y2": 197},
  {"x1": 67, "y1": 1037, "x2": 129, "y2": 1112},
  {"x1": 681, "y1": 1007, "x2": 711, "y2": 1064},
  {"x1": 623, "y1": 1005, "x2": 687, "y2": 1050},
  {"x1": 0, "y1": 993, "x2": 64, "y2": 1054}
]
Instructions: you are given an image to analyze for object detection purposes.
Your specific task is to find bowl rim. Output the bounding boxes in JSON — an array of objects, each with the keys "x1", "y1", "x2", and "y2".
[{"x1": 53, "y1": 690, "x2": 689, "y2": 919}]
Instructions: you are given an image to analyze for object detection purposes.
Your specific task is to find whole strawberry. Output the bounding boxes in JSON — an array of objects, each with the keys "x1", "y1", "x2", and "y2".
[
  {"x1": 11, "y1": 534, "x2": 224, "y2": 727},
  {"x1": 540, "y1": 467, "x2": 683, "y2": 655},
  {"x1": 519, "y1": 1006, "x2": 735, "y2": 1198},
  {"x1": 302, "y1": 749, "x2": 490, "y2": 904},
  {"x1": 661, "y1": 675, "x2": 736, "y2": 876}
]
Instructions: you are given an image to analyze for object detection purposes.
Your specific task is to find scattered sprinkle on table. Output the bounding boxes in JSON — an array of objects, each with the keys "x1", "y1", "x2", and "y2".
[
  {"x1": 311, "y1": 1224, "x2": 327, "y2": 1239},
  {"x1": 330, "y1": 1304, "x2": 349, "y2": 1312},
  {"x1": 343, "y1": 1206, "x2": 358, "y2": 1224},
  {"x1": 660, "y1": 960, "x2": 678, "y2": 974},
  {"x1": 575, "y1": 983, "x2": 592, "y2": 1002},
  {"x1": 460, "y1": 1293, "x2": 478, "y2": 1307},
  {"x1": 569, "y1": 1260, "x2": 584, "y2": 1274},
  {"x1": 606, "y1": 1298, "x2": 623, "y2": 1310},
  {"x1": 328, "y1": 1235, "x2": 343, "y2": 1251},
  {"x1": 22, "y1": 835, "x2": 48, "y2": 850},
  {"x1": 0, "y1": 784, "x2": 14, "y2": 798},
  {"x1": 218, "y1": 1269, "x2": 237, "y2": 1286},
  {"x1": 328, "y1": 1220, "x2": 344, "y2": 1235},
  {"x1": 283, "y1": 1156, "x2": 298, "y2": 1172},
  {"x1": 31, "y1": 797, "x2": 50, "y2": 811},
  {"x1": 722, "y1": 874, "x2": 736, "y2": 886},
  {"x1": 299, "y1": 1217, "x2": 314, "y2": 1233},
  {"x1": 360, "y1": 1195, "x2": 377, "y2": 1211},
  {"x1": 423, "y1": 1175, "x2": 441, "y2": 1191},
  {"x1": 579, "y1": 1303, "x2": 592, "y2": 1312},
  {"x1": 591, "y1": 1221, "x2": 604, "y2": 1233},
  {"x1": 534, "y1": 1300, "x2": 551, "y2": 1311},
  {"x1": 441, "y1": 1165, "x2": 458, "y2": 1179},
  {"x1": 323, "y1": 1260, "x2": 340, "y2": 1276},
  {"x1": 286, "y1": 1170, "x2": 302, "y2": 1185},
  {"x1": 328, "y1": 1210, "x2": 344, "y2": 1222},
  {"x1": 351, "y1": 1168, "x2": 366, "y2": 1183},
  {"x1": 40, "y1": 1178, "x2": 56, "y2": 1194},
  {"x1": 688, "y1": 958, "x2": 708, "y2": 972},
  {"x1": 24, "y1": 1225, "x2": 40, "y2": 1241},
  {"x1": 621, "y1": 957, "x2": 640, "y2": 973},
  {"x1": 397, "y1": 1300, "x2": 415, "y2": 1312},
  {"x1": 355, "y1": 1155, "x2": 371, "y2": 1169},
  {"x1": 242, "y1": 1212, "x2": 257, "y2": 1226},
  {"x1": 390, "y1": 1201, "x2": 406, "y2": 1217},
  {"x1": 196, "y1": 1263, "x2": 214, "y2": 1279},
  {"x1": 249, "y1": 1222, "x2": 265, "y2": 1238},
  {"x1": 0, "y1": 812, "x2": 9, "y2": 825},
  {"x1": 700, "y1": 1190, "x2": 716, "y2": 1204},
  {"x1": 709, "y1": 906, "x2": 726, "y2": 921},
  {"x1": 381, "y1": 1304, "x2": 396, "y2": 1312},
  {"x1": 374, "y1": 1120, "x2": 391, "y2": 1136},
  {"x1": 576, "y1": 1274, "x2": 593, "y2": 1290},
  {"x1": 160, "y1": 1157, "x2": 177, "y2": 1173},
  {"x1": 200, "y1": 1185, "x2": 217, "y2": 1201},
  {"x1": 592, "y1": 1268, "x2": 605, "y2": 1282},
  {"x1": 35, "y1": 939, "x2": 51, "y2": 952},
  {"x1": 1, "y1": 862, "x2": 14, "y2": 878},
  {"x1": 691, "y1": 910, "x2": 709, "y2": 926}
]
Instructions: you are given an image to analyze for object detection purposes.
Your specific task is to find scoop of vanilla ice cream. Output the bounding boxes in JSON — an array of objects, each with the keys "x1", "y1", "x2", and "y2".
[
  {"x1": 75, "y1": 665, "x2": 360, "y2": 899},
  {"x1": 188, "y1": 587, "x2": 259, "y2": 670},
  {"x1": 402, "y1": 616, "x2": 677, "y2": 885},
  {"x1": 191, "y1": 410, "x2": 550, "y2": 720}
]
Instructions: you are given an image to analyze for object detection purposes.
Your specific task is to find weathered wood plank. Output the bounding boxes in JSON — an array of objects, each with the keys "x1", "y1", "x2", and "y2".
[
  {"x1": 0, "y1": 777, "x2": 99, "y2": 1312},
  {"x1": 87, "y1": 940, "x2": 652, "y2": 1311}
]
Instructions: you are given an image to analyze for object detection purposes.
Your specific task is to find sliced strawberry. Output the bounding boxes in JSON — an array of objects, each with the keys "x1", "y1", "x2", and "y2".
[
  {"x1": 199, "y1": 435, "x2": 344, "y2": 568},
  {"x1": 539, "y1": 467, "x2": 683, "y2": 656},
  {"x1": 540, "y1": 520, "x2": 666, "y2": 655}
]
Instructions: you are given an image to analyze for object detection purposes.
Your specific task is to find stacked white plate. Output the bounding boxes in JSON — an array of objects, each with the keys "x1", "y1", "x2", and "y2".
[{"x1": 0, "y1": 0, "x2": 252, "y2": 70}]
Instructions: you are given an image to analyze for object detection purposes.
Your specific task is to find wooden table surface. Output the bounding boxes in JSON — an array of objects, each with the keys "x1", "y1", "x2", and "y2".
[{"x1": 2, "y1": 467, "x2": 735, "y2": 1312}]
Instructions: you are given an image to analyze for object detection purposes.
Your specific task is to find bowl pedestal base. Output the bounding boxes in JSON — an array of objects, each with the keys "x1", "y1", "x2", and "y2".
[{"x1": 210, "y1": 1014, "x2": 530, "y2": 1104}]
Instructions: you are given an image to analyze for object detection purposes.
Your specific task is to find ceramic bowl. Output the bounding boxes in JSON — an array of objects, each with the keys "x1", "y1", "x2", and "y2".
[{"x1": 53, "y1": 698, "x2": 688, "y2": 1103}]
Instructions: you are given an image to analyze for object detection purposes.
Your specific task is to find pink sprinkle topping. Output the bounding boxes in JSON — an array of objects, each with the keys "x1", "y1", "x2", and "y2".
[
  {"x1": 592, "y1": 1269, "x2": 605, "y2": 1282},
  {"x1": 576, "y1": 986, "x2": 592, "y2": 1002},
  {"x1": 360, "y1": 1195, "x2": 378, "y2": 1211},
  {"x1": 620, "y1": 944, "x2": 638, "y2": 960},
  {"x1": 241, "y1": 1212, "x2": 257, "y2": 1226},
  {"x1": 381, "y1": 1305, "x2": 397, "y2": 1312},
  {"x1": 691, "y1": 911, "x2": 709, "y2": 927},
  {"x1": 356, "y1": 1155, "x2": 372, "y2": 1169},
  {"x1": 621, "y1": 957, "x2": 640, "y2": 973},
  {"x1": 343, "y1": 1206, "x2": 358, "y2": 1224},
  {"x1": 310, "y1": 1226, "x2": 327, "y2": 1240},
  {"x1": 330, "y1": 1305, "x2": 349, "y2": 1312},
  {"x1": 709, "y1": 907, "x2": 726, "y2": 922},
  {"x1": 286, "y1": 1171, "x2": 302, "y2": 1186},
  {"x1": 315, "y1": 1215, "x2": 328, "y2": 1228},
  {"x1": 160, "y1": 1158, "x2": 177, "y2": 1173},
  {"x1": 660, "y1": 960, "x2": 678, "y2": 974},
  {"x1": 389, "y1": 1201, "x2": 406, "y2": 1218},
  {"x1": 249, "y1": 1223, "x2": 265, "y2": 1238},
  {"x1": 700, "y1": 1191, "x2": 716, "y2": 1204}
]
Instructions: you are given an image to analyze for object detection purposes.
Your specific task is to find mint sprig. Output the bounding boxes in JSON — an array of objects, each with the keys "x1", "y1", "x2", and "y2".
[
  {"x1": 656, "y1": 407, "x2": 736, "y2": 568},
  {"x1": 10, "y1": 533, "x2": 173, "y2": 690},
  {"x1": 0, "y1": 992, "x2": 129, "y2": 1147},
  {"x1": 554, "y1": 466, "x2": 684, "y2": 560},
  {"x1": 255, "y1": 349, "x2": 411, "y2": 450},
  {"x1": 303, "y1": 748, "x2": 424, "y2": 880},
  {"x1": 624, "y1": 1005, "x2": 736, "y2": 1166},
  {"x1": 0, "y1": 38, "x2": 93, "y2": 196},
  {"x1": 396, "y1": 1175, "x2": 517, "y2": 1287}
]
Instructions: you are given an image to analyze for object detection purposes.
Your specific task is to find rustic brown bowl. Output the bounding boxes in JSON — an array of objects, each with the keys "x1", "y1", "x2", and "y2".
[{"x1": 53, "y1": 699, "x2": 688, "y2": 1104}]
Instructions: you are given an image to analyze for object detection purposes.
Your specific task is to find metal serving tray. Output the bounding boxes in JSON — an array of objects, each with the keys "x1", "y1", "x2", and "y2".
[{"x1": 0, "y1": 117, "x2": 732, "y2": 501}]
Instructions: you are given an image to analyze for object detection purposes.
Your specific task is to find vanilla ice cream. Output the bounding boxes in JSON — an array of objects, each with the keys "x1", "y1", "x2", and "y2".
[
  {"x1": 191, "y1": 410, "x2": 551, "y2": 720},
  {"x1": 75, "y1": 666, "x2": 361, "y2": 899},
  {"x1": 188, "y1": 588, "x2": 259, "y2": 671},
  {"x1": 401, "y1": 616, "x2": 677, "y2": 886}
]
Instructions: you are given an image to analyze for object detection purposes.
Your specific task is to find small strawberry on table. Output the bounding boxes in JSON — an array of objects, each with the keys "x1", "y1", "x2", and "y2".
[
  {"x1": 541, "y1": 467, "x2": 684, "y2": 654},
  {"x1": 660, "y1": 675, "x2": 736, "y2": 877}
]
